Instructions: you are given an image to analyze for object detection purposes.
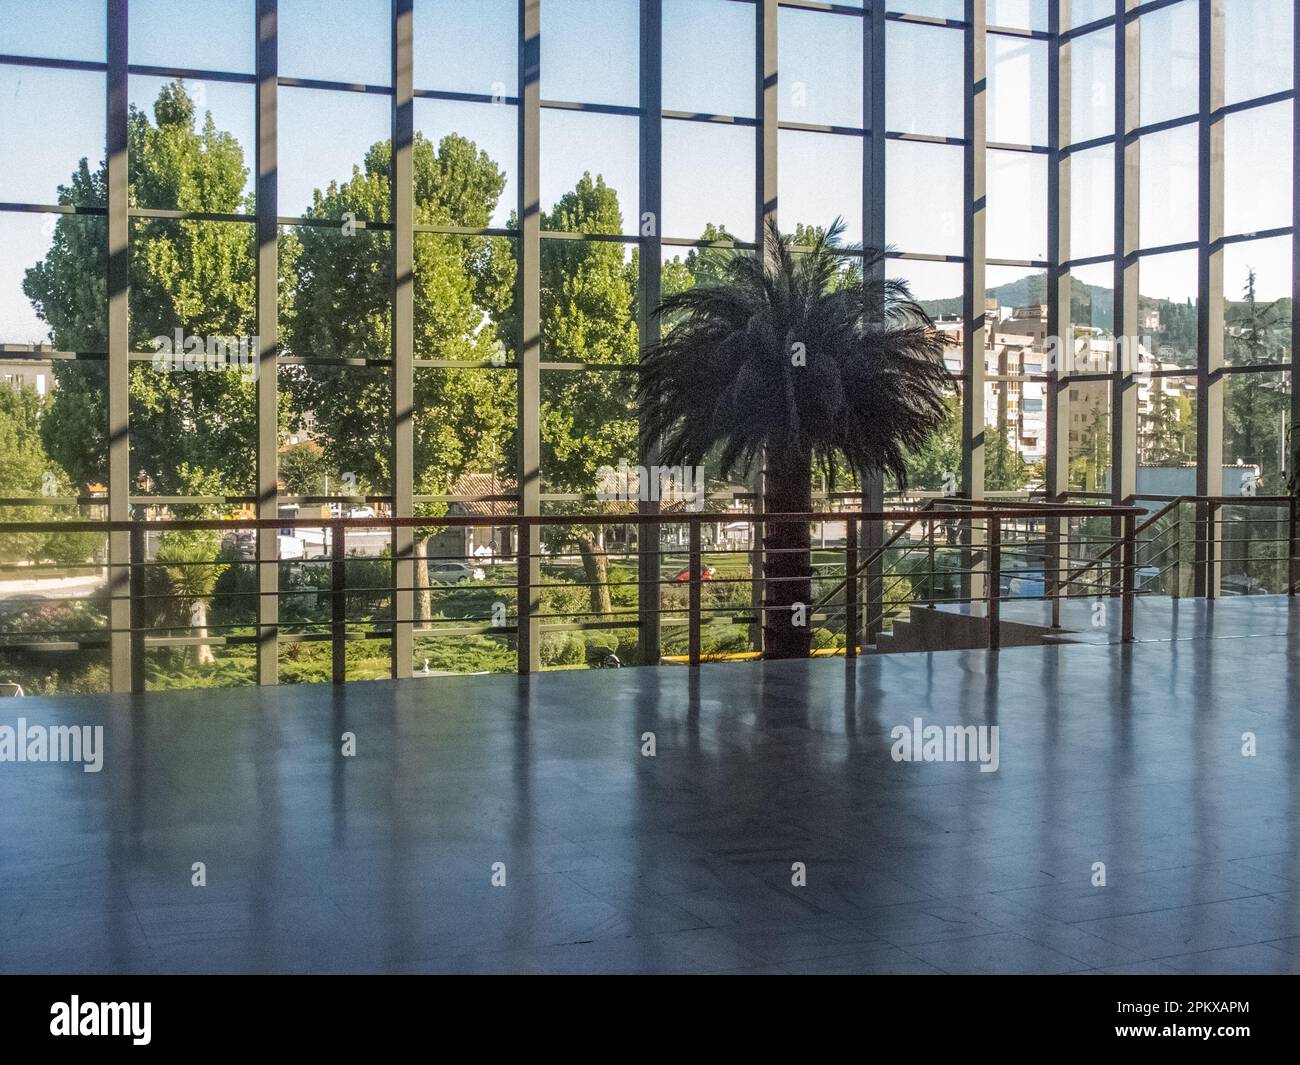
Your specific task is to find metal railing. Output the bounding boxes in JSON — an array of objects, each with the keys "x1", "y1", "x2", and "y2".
[{"x1": 2, "y1": 494, "x2": 1295, "y2": 693}]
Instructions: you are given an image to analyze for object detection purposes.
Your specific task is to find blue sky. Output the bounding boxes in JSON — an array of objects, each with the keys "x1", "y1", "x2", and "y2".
[{"x1": 0, "y1": 0, "x2": 1292, "y2": 343}]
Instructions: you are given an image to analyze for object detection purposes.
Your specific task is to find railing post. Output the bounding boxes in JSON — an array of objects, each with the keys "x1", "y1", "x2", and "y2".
[
  {"x1": 129, "y1": 522, "x2": 146, "y2": 694},
  {"x1": 1290, "y1": 496, "x2": 1299, "y2": 596},
  {"x1": 1122, "y1": 509, "x2": 1136, "y2": 642},
  {"x1": 331, "y1": 521, "x2": 346, "y2": 685},
  {"x1": 987, "y1": 515, "x2": 1001, "y2": 651},
  {"x1": 516, "y1": 521, "x2": 532, "y2": 675},
  {"x1": 845, "y1": 517, "x2": 859, "y2": 659},
  {"x1": 1048, "y1": 514, "x2": 1062, "y2": 628},
  {"x1": 688, "y1": 518, "x2": 702, "y2": 668},
  {"x1": 1206, "y1": 500, "x2": 1220, "y2": 599},
  {"x1": 1172, "y1": 512, "x2": 1182, "y2": 598},
  {"x1": 927, "y1": 514, "x2": 937, "y2": 607}
]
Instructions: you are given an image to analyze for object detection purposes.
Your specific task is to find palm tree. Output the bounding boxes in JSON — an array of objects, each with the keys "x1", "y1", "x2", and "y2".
[
  {"x1": 149, "y1": 531, "x2": 228, "y2": 668},
  {"x1": 638, "y1": 219, "x2": 951, "y2": 660}
]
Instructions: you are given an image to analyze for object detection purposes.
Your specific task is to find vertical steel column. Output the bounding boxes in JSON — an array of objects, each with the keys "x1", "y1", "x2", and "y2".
[
  {"x1": 962, "y1": 0, "x2": 988, "y2": 606},
  {"x1": 862, "y1": 1, "x2": 886, "y2": 645},
  {"x1": 1193, "y1": 0, "x2": 1225, "y2": 597},
  {"x1": 750, "y1": 0, "x2": 778, "y2": 654},
  {"x1": 1112, "y1": 0, "x2": 1139, "y2": 506},
  {"x1": 391, "y1": 0, "x2": 415, "y2": 677},
  {"x1": 688, "y1": 518, "x2": 701, "y2": 667},
  {"x1": 757, "y1": 0, "x2": 778, "y2": 239},
  {"x1": 1292, "y1": 0, "x2": 1300, "y2": 594},
  {"x1": 255, "y1": 0, "x2": 279, "y2": 685},
  {"x1": 1121, "y1": 509, "x2": 1136, "y2": 641},
  {"x1": 987, "y1": 515, "x2": 1001, "y2": 649},
  {"x1": 1046, "y1": 0, "x2": 1073, "y2": 626},
  {"x1": 516, "y1": 522, "x2": 533, "y2": 671},
  {"x1": 518, "y1": 0, "x2": 542, "y2": 672},
  {"x1": 129, "y1": 524, "x2": 146, "y2": 692},
  {"x1": 637, "y1": 0, "x2": 663, "y2": 667},
  {"x1": 845, "y1": 517, "x2": 859, "y2": 658},
  {"x1": 107, "y1": 0, "x2": 131, "y2": 692},
  {"x1": 331, "y1": 522, "x2": 346, "y2": 683}
]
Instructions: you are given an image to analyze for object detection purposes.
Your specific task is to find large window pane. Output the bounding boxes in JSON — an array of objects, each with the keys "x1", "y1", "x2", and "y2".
[
  {"x1": 539, "y1": 239, "x2": 639, "y2": 365},
  {"x1": 1225, "y1": 0, "x2": 1294, "y2": 107},
  {"x1": 279, "y1": 224, "x2": 393, "y2": 360},
  {"x1": 0, "y1": 0, "x2": 105, "y2": 62},
  {"x1": 1138, "y1": 374, "x2": 1197, "y2": 469},
  {"x1": 662, "y1": 121, "x2": 754, "y2": 241},
  {"x1": 129, "y1": 76, "x2": 255, "y2": 213},
  {"x1": 1224, "y1": 101, "x2": 1293, "y2": 238},
  {"x1": 987, "y1": 149, "x2": 1046, "y2": 262},
  {"x1": 1, "y1": 213, "x2": 106, "y2": 349},
  {"x1": 279, "y1": 87, "x2": 391, "y2": 220},
  {"x1": 1138, "y1": 251, "x2": 1198, "y2": 369},
  {"x1": 887, "y1": 141, "x2": 963, "y2": 256},
  {"x1": 1139, "y1": 1, "x2": 1198, "y2": 126},
  {"x1": 414, "y1": 99, "x2": 518, "y2": 229},
  {"x1": 1139, "y1": 124, "x2": 1197, "y2": 250},
  {"x1": 1069, "y1": 144, "x2": 1114, "y2": 261},
  {"x1": 886, "y1": 22, "x2": 964, "y2": 139},
  {"x1": 542, "y1": 0, "x2": 639, "y2": 107},
  {"x1": 542, "y1": 112, "x2": 639, "y2": 234},
  {"x1": 0, "y1": 67, "x2": 105, "y2": 207},
  {"x1": 1225, "y1": 235, "x2": 1293, "y2": 326},
  {"x1": 988, "y1": 34, "x2": 1047, "y2": 146},
  {"x1": 662, "y1": 0, "x2": 754, "y2": 118},
  {"x1": 1069, "y1": 27, "x2": 1114, "y2": 146},
  {"x1": 778, "y1": 8, "x2": 863, "y2": 129},
  {"x1": 1069, "y1": 0, "x2": 1114, "y2": 29},
  {"x1": 1070, "y1": 260, "x2": 1115, "y2": 343},
  {"x1": 129, "y1": 0, "x2": 254, "y2": 75},
  {"x1": 779, "y1": 131, "x2": 863, "y2": 245},
  {"x1": 414, "y1": 0, "x2": 517, "y2": 97},
  {"x1": 987, "y1": 0, "x2": 1047, "y2": 32},
  {"x1": 279, "y1": 0, "x2": 391, "y2": 85}
]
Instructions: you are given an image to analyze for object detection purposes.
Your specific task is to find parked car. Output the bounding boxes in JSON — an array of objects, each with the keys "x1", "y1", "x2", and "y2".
[
  {"x1": 671, "y1": 564, "x2": 717, "y2": 582},
  {"x1": 428, "y1": 560, "x2": 486, "y2": 583},
  {"x1": 1005, "y1": 570, "x2": 1045, "y2": 598}
]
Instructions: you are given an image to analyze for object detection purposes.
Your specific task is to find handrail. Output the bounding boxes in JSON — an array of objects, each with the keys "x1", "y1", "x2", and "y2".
[
  {"x1": 0, "y1": 500, "x2": 1152, "y2": 691},
  {"x1": 0, "y1": 503, "x2": 1136, "y2": 536},
  {"x1": 1059, "y1": 496, "x2": 1185, "y2": 592},
  {"x1": 1058, "y1": 494, "x2": 1298, "y2": 595},
  {"x1": 808, "y1": 499, "x2": 936, "y2": 614}
]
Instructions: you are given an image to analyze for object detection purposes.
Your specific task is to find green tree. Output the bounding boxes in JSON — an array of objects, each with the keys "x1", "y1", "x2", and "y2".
[
  {"x1": 902, "y1": 395, "x2": 961, "y2": 493},
  {"x1": 0, "y1": 385, "x2": 100, "y2": 565},
  {"x1": 495, "y1": 172, "x2": 641, "y2": 616},
  {"x1": 23, "y1": 80, "x2": 267, "y2": 498},
  {"x1": 279, "y1": 131, "x2": 517, "y2": 624},
  {"x1": 1225, "y1": 268, "x2": 1288, "y2": 488}
]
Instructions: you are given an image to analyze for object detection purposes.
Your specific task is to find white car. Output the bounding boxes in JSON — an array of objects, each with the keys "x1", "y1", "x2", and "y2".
[{"x1": 428, "y1": 560, "x2": 485, "y2": 583}]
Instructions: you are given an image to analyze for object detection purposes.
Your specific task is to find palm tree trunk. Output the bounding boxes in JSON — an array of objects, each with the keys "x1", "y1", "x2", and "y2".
[
  {"x1": 414, "y1": 535, "x2": 431, "y2": 628},
  {"x1": 763, "y1": 449, "x2": 813, "y2": 660},
  {"x1": 577, "y1": 529, "x2": 612, "y2": 617},
  {"x1": 191, "y1": 599, "x2": 214, "y2": 667}
]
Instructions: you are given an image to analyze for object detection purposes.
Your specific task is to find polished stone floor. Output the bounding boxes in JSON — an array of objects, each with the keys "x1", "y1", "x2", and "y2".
[{"x1": 2, "y1": 596, "x2": 1300, "y2": 974}]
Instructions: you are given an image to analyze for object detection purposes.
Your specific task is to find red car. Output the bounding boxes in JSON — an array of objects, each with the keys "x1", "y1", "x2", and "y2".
[{"x1": 671, "y1": 565, "x2": 717, "y2": 582}]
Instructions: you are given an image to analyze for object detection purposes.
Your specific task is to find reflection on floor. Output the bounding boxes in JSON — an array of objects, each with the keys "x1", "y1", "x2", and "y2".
[{"x1": 2, "y1": 596, "x2": 1299, "y2": 974}]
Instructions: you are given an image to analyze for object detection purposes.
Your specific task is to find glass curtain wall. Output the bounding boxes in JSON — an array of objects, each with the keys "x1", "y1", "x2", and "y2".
[{"x1": 0, "y1": 0, "x2": 1294, "y2": 691}]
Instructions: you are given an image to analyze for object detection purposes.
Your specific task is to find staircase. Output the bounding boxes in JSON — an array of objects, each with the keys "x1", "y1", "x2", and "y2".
[{"x1": 868, "y1": 603, "x2": 1077, "y2": 654}]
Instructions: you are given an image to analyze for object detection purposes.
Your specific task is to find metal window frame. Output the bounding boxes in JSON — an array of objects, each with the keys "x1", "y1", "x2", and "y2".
[{"x1": 0, "y1": 0, "x2": 1296, "y2": 683}]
